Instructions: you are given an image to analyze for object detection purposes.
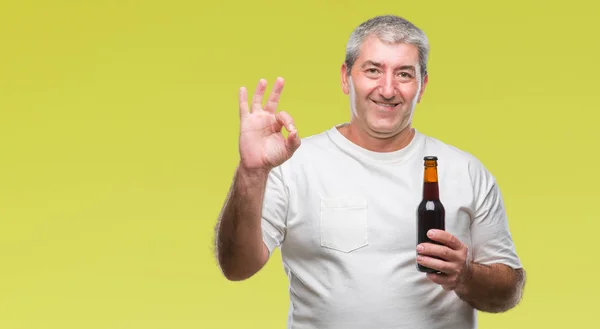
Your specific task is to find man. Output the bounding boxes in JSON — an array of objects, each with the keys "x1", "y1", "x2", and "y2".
[{"x1": 214, "y1": 15, "x2": 526, "y2": 329}]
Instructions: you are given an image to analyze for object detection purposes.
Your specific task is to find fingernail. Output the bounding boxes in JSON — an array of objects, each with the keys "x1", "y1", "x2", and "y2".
[
  {"x1": 428, "y1": 230, "x2": 435, "y2": 238},
  {"x1": 288, "y1": 124, "x2": 295, "y2": 131},
  {"x1": 416, "y1": 245, "x2": 424, "y2": 252},
  {"x1": 417, "y1": 255, "x2": 423, "y2": 261}
]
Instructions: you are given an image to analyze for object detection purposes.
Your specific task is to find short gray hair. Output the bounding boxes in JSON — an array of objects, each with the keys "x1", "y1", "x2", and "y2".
[{"x1": 344, "y1": 15, "x2": 430, "y2": 81}]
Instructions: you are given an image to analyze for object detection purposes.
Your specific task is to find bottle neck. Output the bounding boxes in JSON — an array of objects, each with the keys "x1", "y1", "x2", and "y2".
[{"x1": 423, "y1": 166, "x2": 440, "y2": 200}]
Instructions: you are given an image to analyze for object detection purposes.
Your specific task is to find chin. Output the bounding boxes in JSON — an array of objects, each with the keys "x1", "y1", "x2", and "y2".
[
  {"x1": 366, "y1": 122, "x2": 403, "y2": 137},
  {"x1": 366, "y1": 116, "x2": 400, "y2": 132}
]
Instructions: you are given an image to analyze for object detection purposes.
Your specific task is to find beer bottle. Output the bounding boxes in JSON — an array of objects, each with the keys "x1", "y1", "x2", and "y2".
[{"x1": 416, "y1": 156, "x2": 445, "y2": 273}]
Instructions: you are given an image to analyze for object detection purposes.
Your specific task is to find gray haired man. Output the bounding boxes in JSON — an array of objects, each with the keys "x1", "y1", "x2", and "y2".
[{"x1": 214, "y1": 15, "x2": 526, "y2": 329}]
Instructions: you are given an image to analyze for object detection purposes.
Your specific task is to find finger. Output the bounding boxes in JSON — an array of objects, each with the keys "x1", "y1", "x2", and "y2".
[
  {"x1": 264, "y1": 77, "x2": 285, "y2": 114},
  {"x1": 285, "y1": 129, "x2": 301, "y2": 153},
  {"x1": 417, "y1": 243, "x2": 460, "y2": 262},
  {"x1": 239, "y1": 87, "x2": 249, "y2": 118},
  {"x1": 416, "y1": 255, "x2": 455, "y2": 275},
  {"x1": 275, "y1": 111, "x2": 296, "y2": 132},
  {"x1": 426, "y1": 273, "x2": 455, "y2": 291},
  {"x1": 275, "y1": 111, "x2": 300, "y2": 153},
  {"x1": 251, "y1": 79, "x2": 267, "y2": 113},
  {"x1": 427, "y1": 229, "x2": 464, "y2": 250}
]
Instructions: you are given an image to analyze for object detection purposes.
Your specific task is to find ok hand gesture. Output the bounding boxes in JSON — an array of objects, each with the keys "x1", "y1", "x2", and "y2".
[{"x1": 238, "y1": 77, "x2": 301, "y2": 173}]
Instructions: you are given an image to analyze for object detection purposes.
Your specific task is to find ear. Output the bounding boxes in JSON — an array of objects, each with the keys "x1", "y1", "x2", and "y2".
[
  {"x1": 417, "y1": 73, "x2": 428, "y2": 103},
  {"x1": 341, "y1": 63, "x2": 350, "y2": 95}
]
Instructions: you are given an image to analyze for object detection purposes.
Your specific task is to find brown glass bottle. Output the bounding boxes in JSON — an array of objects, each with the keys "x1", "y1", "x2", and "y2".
[{"x1": 416, "y1": 156, "x2": 445, "y2": 273}]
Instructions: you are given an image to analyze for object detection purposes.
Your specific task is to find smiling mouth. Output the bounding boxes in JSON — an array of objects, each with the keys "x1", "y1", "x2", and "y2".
[{"x1": 371, "y1": 100, "x2": 400, "y2": 108}]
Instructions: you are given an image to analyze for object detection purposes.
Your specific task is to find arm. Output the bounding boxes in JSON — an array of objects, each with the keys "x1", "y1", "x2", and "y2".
[
  {"x1": 214, "y1": 165, "x2": 270, "y2": 281},
  {"x1": 460, "y1": 158, "x2": 526, "y2": 312},
  {"x1": 455, "y1": 262, "x2": 526, "y2": 313},
  {"x1": 214, "y1": 77, "x2": 300, "y2": 281}
]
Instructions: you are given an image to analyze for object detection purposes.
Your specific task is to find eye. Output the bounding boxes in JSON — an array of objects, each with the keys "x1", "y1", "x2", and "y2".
[
  {"x1": 365, "y1": 68, "x2": 381, "y2": 77},
  {"x1": 397, "y1": 72, "x2": 414, "y2": 80}
]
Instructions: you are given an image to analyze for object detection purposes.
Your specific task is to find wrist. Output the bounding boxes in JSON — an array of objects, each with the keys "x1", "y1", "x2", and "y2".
[
  {"x1": 455, "y1": 261, "x2": 474, "y2": 296},
  {"x1": 237, "y1": 163, "x2": 271, "y2": 182}
]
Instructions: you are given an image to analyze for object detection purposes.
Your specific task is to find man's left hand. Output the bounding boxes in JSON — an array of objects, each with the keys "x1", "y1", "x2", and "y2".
[{"x1": 416, "y1": 229, "x2": 471, "y2": 291}]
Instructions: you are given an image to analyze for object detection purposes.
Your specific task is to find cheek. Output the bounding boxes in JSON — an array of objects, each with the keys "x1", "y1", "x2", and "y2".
[
  {"x1": 399, "y1": 83, "x2": 420, "y2": 99},
  {"x1": 354, "y1": 79, "x2": 378, "y2": 95}
]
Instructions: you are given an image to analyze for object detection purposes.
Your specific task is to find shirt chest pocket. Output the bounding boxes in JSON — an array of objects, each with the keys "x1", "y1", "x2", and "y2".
[{"x1": 320, "y1": 197, "x2": 369, "y2": 253}]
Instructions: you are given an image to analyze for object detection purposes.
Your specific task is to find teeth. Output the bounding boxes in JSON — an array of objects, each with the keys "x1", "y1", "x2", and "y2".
[{"x1": 375, "y1": 101, "x2": 396, "y2": 107}]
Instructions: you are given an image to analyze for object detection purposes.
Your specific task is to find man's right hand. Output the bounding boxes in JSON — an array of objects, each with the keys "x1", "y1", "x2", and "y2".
[{"x1": 238, "y1": 77, "x2": 301, "y2": 173}]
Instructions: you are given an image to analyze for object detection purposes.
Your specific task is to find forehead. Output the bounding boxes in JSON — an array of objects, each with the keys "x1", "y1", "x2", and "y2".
[{"x1": 356, "y1": 35, "x2": 420, "y2": 68}]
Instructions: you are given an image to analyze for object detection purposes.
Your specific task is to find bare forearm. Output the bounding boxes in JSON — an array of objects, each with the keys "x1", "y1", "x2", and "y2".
[
  {"x1": 455, "y1": 263, "x2": 526, "y2": 313},
  {"x1": 214, "y1": 165, "x2": 270, "y2": 281}
]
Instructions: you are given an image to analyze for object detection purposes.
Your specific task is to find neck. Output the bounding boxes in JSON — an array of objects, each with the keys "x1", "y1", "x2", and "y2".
[
  {"x1": 423, "y1": 165, "x2": 439, "y2": 199},
  {"x1": 423, "y1": 180, "x2": 439, "y2": 200},
  {"x1": 338, "y1": 122, "x2": 415, "y2": 153}
]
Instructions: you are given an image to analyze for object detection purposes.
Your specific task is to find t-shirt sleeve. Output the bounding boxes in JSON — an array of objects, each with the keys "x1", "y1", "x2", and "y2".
[
  {"x1": 261, "y1": 166, "x2": 289, "y2": 256},
  {"x1": 469, "y1": 159, "x2": 522, "y2": 269}
]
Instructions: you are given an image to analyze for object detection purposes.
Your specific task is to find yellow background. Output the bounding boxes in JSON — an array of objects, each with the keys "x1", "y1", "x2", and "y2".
[{"x1": 1, "y1": 0, "x2": 598, "y2": 328}]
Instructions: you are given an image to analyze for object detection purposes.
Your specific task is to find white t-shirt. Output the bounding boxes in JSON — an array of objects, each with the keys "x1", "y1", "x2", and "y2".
[{"x1": 261, "y1": 124, "x2": 522, "y2": 329}]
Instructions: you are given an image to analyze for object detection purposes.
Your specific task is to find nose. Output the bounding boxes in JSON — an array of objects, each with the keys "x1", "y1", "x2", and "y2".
[{"x1": 378, "y1": 73, "x2": 397, "y2": 100}]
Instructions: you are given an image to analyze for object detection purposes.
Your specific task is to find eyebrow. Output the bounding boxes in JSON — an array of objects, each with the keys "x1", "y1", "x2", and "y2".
[
  {"x1": 361, "y1": 61, "x2": 416, "y2": 72},
  {"x1": 361, "y1": 60, "x2": 383, "y2": 68}
]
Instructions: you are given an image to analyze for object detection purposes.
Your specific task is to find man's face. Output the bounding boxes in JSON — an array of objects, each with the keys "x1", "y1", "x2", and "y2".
[{"x1": 341, "y1": 35, "x2": 428, "y2": 138}]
